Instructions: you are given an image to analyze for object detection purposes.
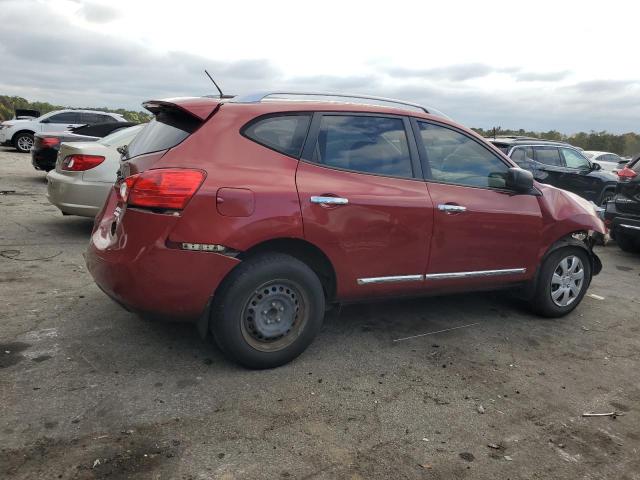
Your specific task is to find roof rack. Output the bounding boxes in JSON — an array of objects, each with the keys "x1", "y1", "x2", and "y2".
[{"x1": 228, "y1": 91, "x2": 450, "y2": 119}]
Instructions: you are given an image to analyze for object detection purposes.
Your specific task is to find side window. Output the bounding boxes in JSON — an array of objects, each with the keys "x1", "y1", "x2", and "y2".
[
  {"x1": 46, "y1": 112, "x2": 81, "y2": 124},
  {"x1": 534, "y1": 147, "x2": 562, "y2": 166},
  {"x1": 314, "y1": 115, "x2": 413, "y2": 178},
  {"x1": 243, "y1": 114, "x2": 311, "y2": 158},
  {"x1": 82, "y1": 113, "x2": 113, "y2": 124},
  {"x1": 417, "y1": 121, "x2": 509, "y2": 188},
  {"x1": 561, "y1": 148, "x2": 590, "y2": 169},
  {"x1": 510, "y1": 146, "x2": 534, "y2": 166}
]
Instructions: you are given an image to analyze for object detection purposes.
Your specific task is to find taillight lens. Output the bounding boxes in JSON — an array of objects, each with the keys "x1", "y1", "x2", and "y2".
[
  {"x1": 617, "y1": 167, "x2": 637, "y2": 181},
  {"x1": 118, "y1": 169, "x2": 205, "y2": 210},
  {"x1": 61, "y1": 154, "x2": 105, "y2": 171},
  {"x1": 41, "y1": 137, "x2": 60, "y2": 147}
]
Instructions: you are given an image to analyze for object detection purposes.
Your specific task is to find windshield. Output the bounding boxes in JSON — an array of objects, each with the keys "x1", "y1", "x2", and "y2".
[{"x1": 98, "y1": 124, "x2": 145, "y2": 147}]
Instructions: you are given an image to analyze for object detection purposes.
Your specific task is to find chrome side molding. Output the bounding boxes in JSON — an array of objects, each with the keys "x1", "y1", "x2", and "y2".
[
  {"x1": 425, "y1": 268, "x2": 526, "y2": 280},
  {"x1": 357, "y1": 274, "x2": 424, "y2": 285},
  {"x1": 357, "y1": 268, "x2": 526, "y2": 285},
  {"x1": 620, "y1": 224, "x2": 640, "y2": 231}
]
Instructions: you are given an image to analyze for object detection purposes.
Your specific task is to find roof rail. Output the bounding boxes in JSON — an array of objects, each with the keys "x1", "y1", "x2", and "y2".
[{"x1": 228, "y1": 91, "x2": 450, "y2": 119}]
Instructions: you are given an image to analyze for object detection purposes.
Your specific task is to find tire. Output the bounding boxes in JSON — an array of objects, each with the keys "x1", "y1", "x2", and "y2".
[
  {"x1": 616, "y1": 231, "x2": 640, "y2": 253},
  {"x1": 13, "y1": 132, "x2": 34, "y2": 153},
  {"x1": 211, "y1": 253, "x2": 325, "y2": 369},
  {"x1": 529, "y1": 247, "x2": 592, "y2": 318},
  {"x1": 599, "y1": 189, "x2": 615, "y2": 207}
]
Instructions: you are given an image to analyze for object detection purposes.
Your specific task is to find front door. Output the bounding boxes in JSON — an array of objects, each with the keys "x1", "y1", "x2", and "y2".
[
  {"x1": 296, "y1": 113, "x2": 434, "y2": 300},
  {"x1": 558, "y1": 146, "x2": 602, "y2": 202},
  {"x1": 41, "y1": 112, "x2": 84, "y2": 132},
  {"x1": 413, "y1": 120, "x2": 543, "y2": 289}
]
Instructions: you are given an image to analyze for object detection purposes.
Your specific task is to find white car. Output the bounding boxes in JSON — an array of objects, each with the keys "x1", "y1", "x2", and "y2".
[
  {"x1": 583, "y1": 151, "x2": 626, "y2": 173},
  {"x1": 0, "y1": 109, "x2": 127, "y2": 153},
  {"x1": 46, "y1": 124, "x2": 145, "y2": 217}
]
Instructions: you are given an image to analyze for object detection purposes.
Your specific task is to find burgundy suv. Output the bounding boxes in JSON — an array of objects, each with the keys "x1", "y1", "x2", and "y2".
[{"x1": 86, "y1": 92, "x2": 605, "y2": 368}]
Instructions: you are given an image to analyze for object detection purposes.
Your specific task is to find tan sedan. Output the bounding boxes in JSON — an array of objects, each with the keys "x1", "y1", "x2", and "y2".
[{"x1": 46, "y1": 124, "x2": 144, "y2": 217}]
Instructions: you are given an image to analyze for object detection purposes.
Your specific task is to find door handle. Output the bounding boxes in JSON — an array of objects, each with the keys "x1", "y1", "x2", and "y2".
[
  {"x1": 310, "y1": 196, "x2": 349, "y2": 205},
  {"x1": 438, "y1": 204, "x2": 467, "y2": 213}
]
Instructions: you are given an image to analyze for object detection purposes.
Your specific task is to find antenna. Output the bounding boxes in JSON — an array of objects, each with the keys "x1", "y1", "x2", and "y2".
[{"x1": 204, "y1": 70, "x2": 233, "y2": 99}]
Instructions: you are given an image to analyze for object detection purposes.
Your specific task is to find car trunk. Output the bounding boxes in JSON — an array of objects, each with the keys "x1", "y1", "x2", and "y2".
[
  {"x1": 55, "y1": 141, "x2": 112, "y2": 181},
  {"x1": 615, "y1": 159, "x2": 640, "y2": 215}
]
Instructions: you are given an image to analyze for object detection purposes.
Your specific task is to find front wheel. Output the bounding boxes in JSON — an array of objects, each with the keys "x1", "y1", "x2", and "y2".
[
  {"x1": 529, "y1": 247, "x2": 592, "y2": 318},
  {"x1": 14, "y1": 132, "x2": 34, "y2": 153},
  {"x1": 211, "y1": 253, "x2": 325, "y2": 369}
]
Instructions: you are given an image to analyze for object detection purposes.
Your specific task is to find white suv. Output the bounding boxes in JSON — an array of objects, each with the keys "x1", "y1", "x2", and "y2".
[{"x1": 0, "y1": 109, "x2": 127, "y2": 153}]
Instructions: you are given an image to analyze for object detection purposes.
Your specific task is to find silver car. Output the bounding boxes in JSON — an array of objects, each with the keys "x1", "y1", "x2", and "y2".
[{"x1": 46, "y1": 124, "x2": 145, "y2": 217}]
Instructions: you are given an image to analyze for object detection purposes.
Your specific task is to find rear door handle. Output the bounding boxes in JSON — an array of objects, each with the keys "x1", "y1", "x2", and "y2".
[
  {"x1": 310, "y1": 196, "x2": 349, "y2": 205},
  {"x1": 438, "y1": 204, "x2": 467, "y2": 213}
]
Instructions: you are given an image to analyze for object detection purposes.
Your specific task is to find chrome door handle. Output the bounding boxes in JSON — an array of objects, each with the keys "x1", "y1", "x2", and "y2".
[
  {"x1": 438, "y1": 204, "x2": 467, "y2": 213},
  {"x1": 310, "y1": 196, "x2": 349, "y2": 205}
]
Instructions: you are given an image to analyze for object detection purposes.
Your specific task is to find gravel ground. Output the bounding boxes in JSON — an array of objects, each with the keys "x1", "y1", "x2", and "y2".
[{"x1": 1, "y1": 146, "x2": 639, "y2": 480}]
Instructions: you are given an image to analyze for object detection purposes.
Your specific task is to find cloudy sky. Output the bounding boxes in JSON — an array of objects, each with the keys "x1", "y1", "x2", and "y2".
[{"x1": 0, "y1": 0, "x2": 638, "y2": 133}]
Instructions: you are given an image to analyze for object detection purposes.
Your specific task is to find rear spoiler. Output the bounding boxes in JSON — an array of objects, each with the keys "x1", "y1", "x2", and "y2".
[{"x1": 142, "y1": 97, "x2": 223, "y2": 121}]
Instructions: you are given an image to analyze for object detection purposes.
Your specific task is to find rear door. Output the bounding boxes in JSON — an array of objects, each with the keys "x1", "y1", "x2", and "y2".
[
  {"x1": 531, "y1": 146, "x2": 566, "y2": 188},
  {"x1": 296, "y1": 113, "x2": 434, "y2": 300},
  {"x1": 413, "y1": 120, "x2": 542, "y2": 288}
]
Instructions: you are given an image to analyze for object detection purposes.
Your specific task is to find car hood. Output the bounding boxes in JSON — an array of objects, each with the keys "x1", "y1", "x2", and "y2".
[
  {"x1": 536, "y1": 182, "x2": 606, "y2": 234},
  {"x1": 1, "y1": 119, "x2": 28, "y2": 127}
]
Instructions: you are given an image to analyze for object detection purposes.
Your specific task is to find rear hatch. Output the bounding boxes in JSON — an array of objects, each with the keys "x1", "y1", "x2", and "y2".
[{"x1": 615, "y1": 158, "x2": 640, "y2": 215}]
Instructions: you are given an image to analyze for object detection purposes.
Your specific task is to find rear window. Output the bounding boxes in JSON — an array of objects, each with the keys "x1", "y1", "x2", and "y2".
[
  {"x1": 125, "y1": 110, "x2": 200, "y2": 159},
  {"x1": 242, "y1": 114, "x2": 311, "y2": 158}
]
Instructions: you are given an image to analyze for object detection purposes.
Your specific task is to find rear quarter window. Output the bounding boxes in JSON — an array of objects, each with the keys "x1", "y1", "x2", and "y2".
[{"x1": 242, "y1": 114, "x2": 311, "y2": 158}]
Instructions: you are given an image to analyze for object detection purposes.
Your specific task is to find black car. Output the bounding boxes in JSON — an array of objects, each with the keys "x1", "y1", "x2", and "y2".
[
  {"x1": 31, "y1": 122, "x2": 137, "y2": 171},
  {"x1": 488, "y1": 137, "x2": 618, "y2": 206},
  {"x1": 605, "y1": 156, "x2": 640, "y2": 253}
]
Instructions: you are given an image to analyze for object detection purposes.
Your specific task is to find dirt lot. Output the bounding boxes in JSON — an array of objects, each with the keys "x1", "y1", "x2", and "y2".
[{"x1": 1, "y1": 146, "x2": 639, "y2": 480}]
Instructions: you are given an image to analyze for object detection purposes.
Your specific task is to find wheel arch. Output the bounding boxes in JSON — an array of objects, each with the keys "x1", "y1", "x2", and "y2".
[
  {"x1": 11, "y1": 129, "x2": 35, "y2": 144},
  {"x1": 237, "y1": 237, "x2": 337, "y2": 302}
]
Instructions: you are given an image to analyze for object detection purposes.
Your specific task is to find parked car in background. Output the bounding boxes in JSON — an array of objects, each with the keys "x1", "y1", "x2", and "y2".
[
  {"x1": 86, "y1": 93, "x2": 604, "y2": 369},
  {"x1": 488, "y1": 137, "x2": 618, "y2": 206},
  {"x1": 14, "y1": 109, "x2": 41, "y2": 120},
  {"x1": 605, "y1": 156, "x2": 640, "y2": 253},
  {"x1": 0, "y1": 109, "x2": 127, "y2": 153},
  {"x1": 583, "y1": 151, "x2": 627, "y2": 173},
  {"x1": 32, "y1": 122, "x2": 138, "y2": 171},
  {"x1": 46, "y1": 124, "x2": 145, "y2": 217}
]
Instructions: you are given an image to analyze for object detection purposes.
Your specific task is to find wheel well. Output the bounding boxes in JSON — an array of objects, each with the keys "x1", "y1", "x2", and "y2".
[
  {"x1": 11, "y1": 129, "x2": 35, "y2": 143},
  {"x1": 238, "y1": 238, "x2": 337, "y2": 301}
]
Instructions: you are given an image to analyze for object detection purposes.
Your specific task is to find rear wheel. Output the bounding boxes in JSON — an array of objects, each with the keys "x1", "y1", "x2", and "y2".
[
  {"x1": 599, "y1": 189, "x2": 615, "y2": 207},
  {"x1": 616, "y1": 231, "x2": 640, "y2": 253},
  {"x1": 529, "y1": 247, "x2": 591, "y2": 317},
  {"x1": 14, "y1": 132, "x2": 34, "y2": 153},
  {"x1": 211, "y1": 253, "x2": 325, "y2": 368}
]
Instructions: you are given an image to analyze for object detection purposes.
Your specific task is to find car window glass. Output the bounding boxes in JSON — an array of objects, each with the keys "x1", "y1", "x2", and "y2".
[
  {"x1": 83, "y1": 113, "x2": 113, "y2": 124},
  {"x1": 98, "y1": 124, "x2": 144, "y2": 147},
  {"x1": 561, "y1": 148, "x2": 590, "y2": 169},
  {"x1": 243, "y1": 115, "x2": 310, "y2": 157},
  {"x1": 47, "y1": 112, "x2": 81, "y2": 124},
  {"x1": 418, "y1": 122, "x2": 508, "y2": 188},
  {"x1": 125, "y1": 110, "x2": 199, "y2": 159},
  {"x1": 534, "y1": 147, "x2": 562, "y2": 166},
  {"x1": 314, "y1": 115, "x2": 413, "y2": 178}
]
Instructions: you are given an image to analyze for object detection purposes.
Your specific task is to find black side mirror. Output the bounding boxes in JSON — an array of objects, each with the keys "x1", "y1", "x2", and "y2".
[
  {"x1": 506, "y1": 167, "x2": 534, "y2": 193},
  {"x1": 591, "y1": 162, "x2": 601, "y2": 171},
  {"x1": 40, "y1": 118, "x2": 50, "y2": 124}
]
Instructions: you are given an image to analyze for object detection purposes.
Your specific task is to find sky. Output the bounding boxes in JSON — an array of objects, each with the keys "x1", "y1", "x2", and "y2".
[{"x1": 0, "y1": 0, "x2": 638, "y2": 133}]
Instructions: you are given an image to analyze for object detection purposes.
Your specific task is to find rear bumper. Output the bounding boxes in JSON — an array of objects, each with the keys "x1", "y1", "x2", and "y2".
[
  {"x1": 46, "y1": 170, "x2": 111, "y2": 217},
  {"x1": 31, "y1": 147, "x2": 58, "y2": 171},
  {"x1": 605, "y1": 201, "x2": 640, "y2": 238},
  {"x1": 86, "y1": 191, "x2": 240, "y2": 321}
]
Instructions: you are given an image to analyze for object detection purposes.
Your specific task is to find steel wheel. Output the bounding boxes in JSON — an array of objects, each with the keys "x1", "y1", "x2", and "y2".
[
  {"x1": 550, "y1": 255, "x2": 585, "y2": 307},
  {"x1": 240, "y1": 279, "x2": 308, "y2": 352},
  {"x1": 16, "y1": 134, "x2": 34, "y2": 152}
]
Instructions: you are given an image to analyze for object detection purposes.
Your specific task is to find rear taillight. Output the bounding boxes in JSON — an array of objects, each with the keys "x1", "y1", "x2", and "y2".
[
  {"x1": 118, "y1": 168, "x2": 205, "y2": 210},
  {"x1": 617, "y1": 167, "x2": 637, "y2": 181},
  {"x1": 61, "y1": 154, "x2": 105, "y2": 171},
  {"x1": 40, "y1": 137, "x2": 60, "y2": 147}
]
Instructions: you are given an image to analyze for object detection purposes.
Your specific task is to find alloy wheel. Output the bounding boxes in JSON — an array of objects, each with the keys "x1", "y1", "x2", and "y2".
[
  {"x1": 17, "y1": 135, "x2": 34, "y2": 152},
  {"x1": 550, "y1": 255, "x2": 585, "y2": 307}
]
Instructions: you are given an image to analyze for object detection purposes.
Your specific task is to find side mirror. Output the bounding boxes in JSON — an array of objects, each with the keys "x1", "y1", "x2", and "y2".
[
  {"x1": 506, "y1": 167, "x2": 534, "y2": 193},
  {"x1": 40, "y1": 118, "x2": 50, "y2": 124},
  {"x1": 591, "y1": 162, "x2": 602, "y2": 171}
]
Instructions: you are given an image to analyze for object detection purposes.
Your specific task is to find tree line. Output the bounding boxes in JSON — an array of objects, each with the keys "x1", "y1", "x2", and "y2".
[
  {"x1": 472, "y1": 127, "x2": 640, "y2": 158},
  {"x1": 0, "y1": 95, "x2": 151, "y2": 124}
]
